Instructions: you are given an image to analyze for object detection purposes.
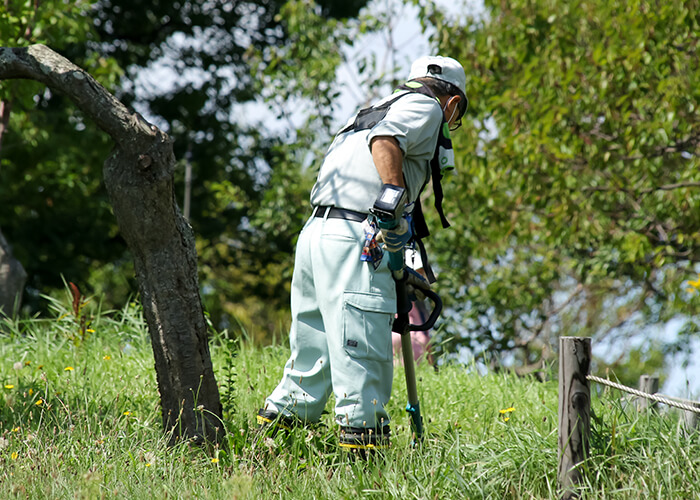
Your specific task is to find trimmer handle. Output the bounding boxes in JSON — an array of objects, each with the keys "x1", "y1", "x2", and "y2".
[
  {"x1": 375, "y1": 218, "x2": 406, "y2": 274},
  {"x1": 408, "y1": 287, "x2": 443, "y2": 332}
]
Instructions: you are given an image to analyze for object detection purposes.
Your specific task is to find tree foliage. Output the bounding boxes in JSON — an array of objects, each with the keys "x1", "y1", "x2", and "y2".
[
  {"x1": 423, "y1": 0, "x2": 700, "y2": 368},
  {"x1": 0, "y1": 0, "x2": 128, "y2": 310},
  {"x1": 1, "y1": 0, "x2": 370, "y2": 333}
]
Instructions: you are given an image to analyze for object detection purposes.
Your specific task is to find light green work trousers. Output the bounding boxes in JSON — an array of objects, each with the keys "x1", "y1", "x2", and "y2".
[{"x1": 265, "y1": 211, "x2": 396, "y2": 429}]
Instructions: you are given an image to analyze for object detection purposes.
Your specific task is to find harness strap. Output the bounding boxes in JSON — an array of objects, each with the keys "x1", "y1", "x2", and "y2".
[
  {"x1": 341, "y1": 82, "x2": 456, "y2": 283},
  {"x1": 339, "y1": 93, "x2": 407, "y2": 134},
  {"x1": 395, "y1": 83, "x2": 451, "y2": 232},
  {"x1": 410, "y1": 197, "x2": 435, "y2": 283}
]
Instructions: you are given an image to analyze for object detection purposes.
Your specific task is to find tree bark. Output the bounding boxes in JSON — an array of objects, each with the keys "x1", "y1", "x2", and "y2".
[
  {"x1": 0, "y1": 227, "x2": 27, "y2": 316},
  {"x1": 0, "y1": 98, "x2": 10, "y2": 154},
  {"x1": 0, "y1": 96, "x2": 27, "y2": 317},
  {"x1": 0, "y1": 44, "x2": 224, "y2": 445}
]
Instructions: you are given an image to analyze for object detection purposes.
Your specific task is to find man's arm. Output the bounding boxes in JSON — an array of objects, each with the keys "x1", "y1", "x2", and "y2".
[
  {"x1": 370, "y1": 136, "x2": 411, "y2": 253},
  {"x1": 370, "y1": 136, "x2": 404, "y2": 187}
]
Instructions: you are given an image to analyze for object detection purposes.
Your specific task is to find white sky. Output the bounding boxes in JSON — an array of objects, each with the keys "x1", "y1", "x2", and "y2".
[
  {"x1": 335, "y1": 0, "x2": 480, "y2": 124},
  {"x1": 595, "y1": 317, "x2": 700, "y2": 399}
]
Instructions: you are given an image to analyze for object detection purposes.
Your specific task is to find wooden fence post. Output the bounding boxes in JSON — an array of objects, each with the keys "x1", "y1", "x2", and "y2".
[
  {"x1": 558, "y1": 336, "x2": 591, "y2": 500},
  {"x1": 684, "y1": 403, "x2": 699, "y2": 434},
  {"x1": 637, "y1": 375, "x2": 659, "y2": 412}
]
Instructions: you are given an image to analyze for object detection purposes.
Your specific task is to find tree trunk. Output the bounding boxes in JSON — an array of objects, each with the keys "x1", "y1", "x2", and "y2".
[
  {"x1": 0, "y1": 227, "x2": 27, "y2": 316},
  {"x1": 0, "y1": 44, "x2": 224, "y2": 445},
  {"x1": 0, "y1": 97, "x2": 27, "y2": 317}
]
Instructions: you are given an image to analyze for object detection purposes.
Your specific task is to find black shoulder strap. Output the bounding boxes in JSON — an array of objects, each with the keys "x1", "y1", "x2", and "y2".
[
  {"x1": 411, "y1": 197, "x2": 437, "y2": 283},
  {"x1": 395, "y1": 83, "x2": 452, "y2": 283},
  {"x1": 396, "y1": 83, "x2": 451, "y2": 231},
  {"x1": 339, "y1": 93, "x2": 407, "y2": 134}
]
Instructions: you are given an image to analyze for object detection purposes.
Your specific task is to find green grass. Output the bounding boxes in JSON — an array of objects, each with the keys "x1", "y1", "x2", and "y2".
[{"x1": 1, "y1": 297, "x2": 698, "y2": 499}]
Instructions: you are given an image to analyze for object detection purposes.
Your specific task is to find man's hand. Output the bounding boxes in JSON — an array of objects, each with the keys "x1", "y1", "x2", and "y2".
[
  {"x1": 380, "y1": 218, "x2": 412, "y2": 253},
  {"x1": 406, "y1": 267, "x2": 431, "y2": 301}
]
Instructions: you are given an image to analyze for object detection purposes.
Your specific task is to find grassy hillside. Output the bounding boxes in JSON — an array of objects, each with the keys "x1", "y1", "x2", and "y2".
[{"x1": 1, "y1": 298, "x2": 698, "y2": 499}]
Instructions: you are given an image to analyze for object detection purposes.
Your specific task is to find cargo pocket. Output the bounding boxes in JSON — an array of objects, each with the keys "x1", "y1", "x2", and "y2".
[{"x1": 342, "y1": 291, "x2": 395, "y2": 362}]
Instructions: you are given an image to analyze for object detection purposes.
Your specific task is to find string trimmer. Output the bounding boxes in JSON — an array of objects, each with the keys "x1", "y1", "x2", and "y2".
[{"x1": 371, "y1": 184, "x2": 443, "y2": 444}]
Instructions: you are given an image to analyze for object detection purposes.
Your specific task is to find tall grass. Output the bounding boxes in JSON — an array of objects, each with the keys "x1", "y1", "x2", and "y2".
[{"x1": 1, "y1": 295, "x2": 698, "y2": 499}]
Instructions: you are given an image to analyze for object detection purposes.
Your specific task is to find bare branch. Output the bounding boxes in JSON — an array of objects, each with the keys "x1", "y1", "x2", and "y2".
[
  {"x1": 583, "y1": 181, "x2": 700, "y2": 195},
  {"x1": 638, "y1": 181, "x2": 700, "y2": 194},
  {"x1": 518, "y1": 283, "x2": 585, "y2": 348}
]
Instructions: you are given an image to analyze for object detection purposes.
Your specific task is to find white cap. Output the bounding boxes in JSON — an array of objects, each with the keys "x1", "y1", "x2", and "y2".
[{"x1": 408, "y1": 55, "x2": 466, "y2": 97}]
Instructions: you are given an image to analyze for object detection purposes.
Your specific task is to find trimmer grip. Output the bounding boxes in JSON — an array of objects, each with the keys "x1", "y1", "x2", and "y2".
[
  {"x1": 387, "y1": 250, "x2": 405, "y2": 273},
  {"x1": 409, "y1": 288, "x2": 443, "y2": 331},
  {"x1": 376, "y1": 217, "x2": 405, "y2": 273}
]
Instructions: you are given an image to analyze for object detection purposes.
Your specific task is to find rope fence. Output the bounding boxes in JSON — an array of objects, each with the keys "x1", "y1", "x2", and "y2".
[
  {"x1": 558, "y1": 337, "x2": 699, "y2": 499},
  {"x1": 587, "y1": 374, "x2": 700, "y2": 414}
]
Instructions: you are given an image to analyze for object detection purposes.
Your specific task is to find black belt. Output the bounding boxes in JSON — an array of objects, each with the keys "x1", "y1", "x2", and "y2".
[{"x1": 312, "y1": 206, "x2": 367, "y2": 223}]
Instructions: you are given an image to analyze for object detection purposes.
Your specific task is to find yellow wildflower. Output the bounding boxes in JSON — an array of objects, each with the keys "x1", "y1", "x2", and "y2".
[
  {"x1": 123, "y1": 411, "x2": 131, "y2": 416},
  {"x1": 687, "y1": 275, "x2": 700, "y2": 294},
  {"x1": 687, "y1": 275, "x2": 700, "y2": 289},
  {"x1": 28, "y1": 388, "x2": 33, "y2": 396},
  {"x1": 11, "y1": 452, "x2": 18, "y2": 460},
  {"x1": 24, "y1": 361, "x2": 31, "y2": 366},
  {"x1": 35, "y1": 399, "x2": 43, "y2": 406},
  {"x1": 500, "y1": 407, "x2": 515, "y2": 422},
  {"x1": 145, "y1": 463, "x2": 152, "y2": 467},
  {"x1": 211, "y1": 458, "x2": 219, "y2": 464},
  {"x1": 103, "y1": 355, "x2": 112, "y2": 360},
  {"x1": 12, "y1": 427, "x2": 20, "y2": 433},
  {"x1": 4, "y1": 384, "x2": 14, "y2": 389},
  {"x1": 64, "y1": 366, "x2": 74, "y2": 372}
]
